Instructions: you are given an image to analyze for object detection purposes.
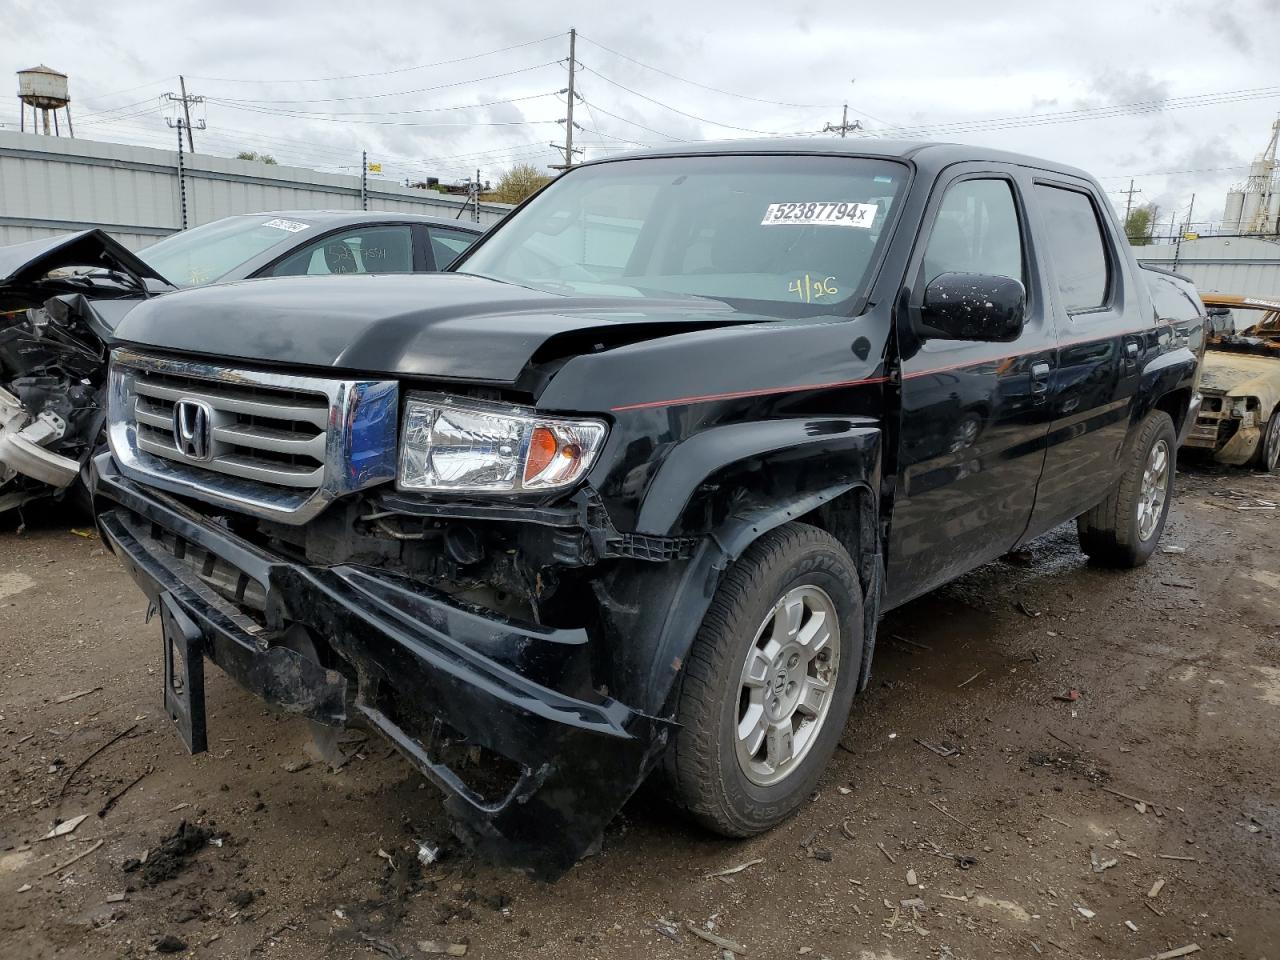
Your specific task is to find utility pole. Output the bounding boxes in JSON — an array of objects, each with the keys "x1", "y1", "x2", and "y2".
[
  {"x1": 169, "y1": 120, "x2": 189, "y2": 230},
  {"x1": 361, "y1": 151, "x2": 368, "y2": 210},
  {"x1": 823, "y1": 103, "x2": 861, "y2": 138},
  {"x1": 165, "y1": 80, "x2": 204, "y2": 153},
  {"x1": 1119, "y1": 179, "x2": 1142, "y2": 237},
  {"x1": 473, "y1": 168, "x2": 481, "y2": 223},
  {"x1": 550, "y1": 29, "x2": 584, "y2": 170},
  {"x1": 1184, "y1": 192, "x2": 1196, "y2": 236}
]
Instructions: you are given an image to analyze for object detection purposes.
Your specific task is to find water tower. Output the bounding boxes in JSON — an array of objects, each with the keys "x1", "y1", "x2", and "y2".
[{"x1": 17, "y1": 65, "x2": 73, "y2": 136}]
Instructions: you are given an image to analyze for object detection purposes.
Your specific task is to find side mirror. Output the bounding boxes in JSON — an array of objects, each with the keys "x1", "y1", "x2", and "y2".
[{"x1": 919, "y1": 272, "x2": 1026, "y2": 342}]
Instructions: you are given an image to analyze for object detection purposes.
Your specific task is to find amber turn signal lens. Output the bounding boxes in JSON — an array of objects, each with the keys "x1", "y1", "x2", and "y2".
[{"x1": 524, "y1": 427, "x2": 558, "y2": 483}]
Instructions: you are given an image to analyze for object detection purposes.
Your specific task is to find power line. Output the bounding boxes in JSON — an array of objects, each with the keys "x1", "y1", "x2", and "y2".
[
  {"x1": 208, "y1": 62, "x2": 560, "y2": 105},
  {"x1": 575, "y1": 32, "x2": 839, "y2": 109},
  {"x1": 205, "y1": 91, "x2": 559, "y2": 119},
  {"x1": 188, "y1": 33, "x2": 565, "y2": 84},
  {"x1": 578, "y1": 65, "x2": 801, "y2": 136},
  {"x1": 577, "y1": 99, "x2": 684, "y2": 141}
]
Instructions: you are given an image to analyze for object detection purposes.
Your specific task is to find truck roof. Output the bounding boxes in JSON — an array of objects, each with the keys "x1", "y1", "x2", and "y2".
[{"x1": 583, "y1": 138, "x2": 1097, "y2": 184}]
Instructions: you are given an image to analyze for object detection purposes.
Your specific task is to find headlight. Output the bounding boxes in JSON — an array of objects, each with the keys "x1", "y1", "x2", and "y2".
[{"x1": 397, "y1": 393, "x2": 607, "y2": 493}]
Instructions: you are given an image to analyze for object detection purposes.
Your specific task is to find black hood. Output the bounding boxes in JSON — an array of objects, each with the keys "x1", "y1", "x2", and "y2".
[
  {"x1": 113, "y1": 272, "x2": 754, "y2": 384},
  {"x1": 0, "y1": 229, "x2": 172, "y2": 289}
]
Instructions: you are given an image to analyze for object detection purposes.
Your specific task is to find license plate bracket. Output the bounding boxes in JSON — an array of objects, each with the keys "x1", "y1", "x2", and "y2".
[{"x1": 160, "y1": 592, "x2": 208, "y2": 755}]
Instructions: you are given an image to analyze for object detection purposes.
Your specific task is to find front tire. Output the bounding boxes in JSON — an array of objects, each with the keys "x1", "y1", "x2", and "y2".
[
  {"x1": 1256, "y1": 407, "x2": 1280, "y2": 473},
  {"x1": 663, "y1": 523, "x2": 863, "y2": 837},
  {"x1": 1077, "y1": 410, "x2": 1177, "y2": 568}
]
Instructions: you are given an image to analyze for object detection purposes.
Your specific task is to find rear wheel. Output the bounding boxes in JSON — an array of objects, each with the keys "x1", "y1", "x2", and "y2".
[
  {"x1": 1077, "y1": 410, "x2": 1176, "y2": 568},
  {"x1": 663, "y1": 523, "x2": 862, "y2": 836},
  {"x1": 1256, "y1": 407, "x2": 1280, "y2": 473}
]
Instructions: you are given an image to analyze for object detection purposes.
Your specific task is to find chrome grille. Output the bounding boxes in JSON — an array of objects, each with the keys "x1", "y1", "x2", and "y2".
[
  {"x1": 108, "y1": 350, "x2": 399, "y2": 523},
  {"x1": 131, "y1": 368, "x2": 329, "y2": 489}
]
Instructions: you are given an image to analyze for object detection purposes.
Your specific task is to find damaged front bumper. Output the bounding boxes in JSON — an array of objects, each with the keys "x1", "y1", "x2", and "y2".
[
  {"x1": 1182, "y1": 393, "x2": 1259, "y2": 465},
  {"x1": 93, "y1": 453, "x2": 672, "y2": 879}
]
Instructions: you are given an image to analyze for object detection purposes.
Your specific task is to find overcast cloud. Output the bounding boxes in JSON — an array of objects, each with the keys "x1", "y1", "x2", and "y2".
[{"x1": 4, "y1": 0, "x2": 1279, "y2": 231}]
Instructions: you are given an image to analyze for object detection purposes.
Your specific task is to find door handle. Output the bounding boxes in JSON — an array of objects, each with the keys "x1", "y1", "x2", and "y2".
[{"x1": 1031, "y1": 361, "x2": 1051, "y2": 397}]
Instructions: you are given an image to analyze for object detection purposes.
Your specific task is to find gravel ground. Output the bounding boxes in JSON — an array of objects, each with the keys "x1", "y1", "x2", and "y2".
[{"x1": 0, "y1": 464, "x2": 1276, "y2": 960}]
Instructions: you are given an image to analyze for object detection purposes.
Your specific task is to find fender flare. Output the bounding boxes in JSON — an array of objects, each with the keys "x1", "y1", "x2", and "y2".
[
  {"x1": 599, "y1": 480, "x2": 883, "y2": 717},
  {"x1": 634, "y1": 416, "x2": 880, "y2": 536}
]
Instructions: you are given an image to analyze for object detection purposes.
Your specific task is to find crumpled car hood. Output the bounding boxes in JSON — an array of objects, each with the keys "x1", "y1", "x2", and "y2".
[
  {"x1": 112, "y1": 272, "x2": 758, "y2": 384},
  {"x1": 0, "y1": 229, "x2": 170, "y2": 289},
  {"x1": 1201, "y1": 350, "x2": 1280, "y2": 403}
]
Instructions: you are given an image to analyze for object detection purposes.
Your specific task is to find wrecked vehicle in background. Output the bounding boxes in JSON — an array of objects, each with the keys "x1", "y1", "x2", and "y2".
[
  {"x1": 93, "y1": 141, "x2": 1204, "y2": 878},
  {"x1": 0, "y1": 215, "x2": 484, "y2": 514},
  {"x1": 1181, "y1": 293, "x2": 1280, "y2": 471},
  {"x1": 0, "y1": 231, "x2": 172, "y2": 514}
]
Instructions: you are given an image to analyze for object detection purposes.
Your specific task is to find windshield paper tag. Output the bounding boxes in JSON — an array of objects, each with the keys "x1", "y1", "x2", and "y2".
[
  {"x1": 761, "y1": 202, "x2": 877, "y2": 227},
  {"x1": 263, "y1": 218, "x2": 310, "y2": 233}
]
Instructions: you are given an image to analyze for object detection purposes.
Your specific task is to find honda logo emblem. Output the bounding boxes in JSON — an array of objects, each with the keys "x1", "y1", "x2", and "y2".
[{"x1": 172, "y1": 399, "x2": 213, "y2": 461}]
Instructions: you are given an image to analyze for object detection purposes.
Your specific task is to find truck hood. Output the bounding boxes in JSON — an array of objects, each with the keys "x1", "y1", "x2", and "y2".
[
  {"x1": 112, "y1": 272, "x2": 759, "y2": 383},
  {"x1": 0, "y1": 229, "x2": 171, "y2": 289}
]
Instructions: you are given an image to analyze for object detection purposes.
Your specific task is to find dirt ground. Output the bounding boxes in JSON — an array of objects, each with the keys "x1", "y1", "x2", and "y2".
[{"x1": 1, "y1": 463, "x2": 1276, "y2": 960}]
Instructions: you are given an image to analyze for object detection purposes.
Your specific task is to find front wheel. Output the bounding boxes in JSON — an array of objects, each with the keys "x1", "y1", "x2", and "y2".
[
  {"x1": 1077, "y1": 410, "x2": 1177, "y2": 568},
  {"x1": 1256, "y1": 407, "x2": 1280, "y2": 473},
  {"x1": 663, "y1": 523, "x2": 863, "y2": 837}
]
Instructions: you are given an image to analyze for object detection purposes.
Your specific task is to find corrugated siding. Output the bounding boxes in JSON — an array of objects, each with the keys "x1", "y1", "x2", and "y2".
[
  {"x1": 0, "y1": 130, "x2": 512, "y2": 251},
  {"x1": 1136, "y1": 237, "x2": 1280, "y2": 299}
]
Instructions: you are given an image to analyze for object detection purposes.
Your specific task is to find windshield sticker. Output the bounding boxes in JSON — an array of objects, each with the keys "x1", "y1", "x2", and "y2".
[
  {"x1": 263, "y1": 218, "x2": 310, "y2": 233},
  {"x1": 789, "y1": 274, "x2": 839, "y2": 303},
  {"x1": 761, "y1": 202, "x2": 877, "y2": 228}
]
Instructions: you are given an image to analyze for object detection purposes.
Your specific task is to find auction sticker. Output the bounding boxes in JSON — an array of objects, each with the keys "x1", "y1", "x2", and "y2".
[
  {"x1": 761, "y1": 202, "x2": 877, "y2": 227},
  {"x1": 263, "y1": 218, "x2": 310, "y2": 233}
]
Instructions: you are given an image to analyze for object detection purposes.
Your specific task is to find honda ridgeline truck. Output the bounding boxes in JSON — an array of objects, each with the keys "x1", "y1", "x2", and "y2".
[{"x1": 93, "y1": 141, "x2": 1206, "y2": 877}]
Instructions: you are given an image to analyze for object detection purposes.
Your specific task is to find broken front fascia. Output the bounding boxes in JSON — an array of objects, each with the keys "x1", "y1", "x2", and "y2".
[
  {"x1": 0, "y1": 387, "x2": 82, "y2": 489},
  {"x1": 93, "y1": 451, "x2": 721, "y2": 877},
  {"x1": 1191, "y1": 351, "x2": 1280, "y2": 464}
]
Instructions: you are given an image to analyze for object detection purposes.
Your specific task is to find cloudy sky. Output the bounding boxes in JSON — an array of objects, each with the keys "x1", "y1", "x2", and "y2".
[{"x1": 4, "y1": 0, "x2": 1278, "y2": 233}]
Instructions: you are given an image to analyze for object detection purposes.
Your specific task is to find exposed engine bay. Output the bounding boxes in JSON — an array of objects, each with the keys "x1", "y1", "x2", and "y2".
[{"x1": 0, "y1": 230, "x2": 171, "y2": 514}]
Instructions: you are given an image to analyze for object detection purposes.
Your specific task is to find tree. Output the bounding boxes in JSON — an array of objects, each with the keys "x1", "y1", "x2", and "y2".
[
  {"x1": 236, "y1": 151, "x2": 278, "y2": 165},
  {"x1": 490, "y1": 163, "x2": 551, "y2": 204},
  {"x1": 1125, "y1": 203, "x2": 1158, "y2": 245}
]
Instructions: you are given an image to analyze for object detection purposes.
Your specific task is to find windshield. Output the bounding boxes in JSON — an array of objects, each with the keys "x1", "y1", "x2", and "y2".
[
  {"x1": 138, "y1": 215, "x2": 314, "y2": 287},
  {"x1": 458, "y1": 154, "x2": 908, "y2": 317}
]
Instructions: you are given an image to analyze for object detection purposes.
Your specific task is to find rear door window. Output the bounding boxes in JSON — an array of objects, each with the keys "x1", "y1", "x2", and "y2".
[
  {"x1": 265, "y1": 225, "x2": 414, "y2": 277},
  {"x1": 1034, "y1": 185, "x2": 1110, "y2": 312},
  {"x1": 427, "y1": 227, "x2": 478, "y2": 269}
]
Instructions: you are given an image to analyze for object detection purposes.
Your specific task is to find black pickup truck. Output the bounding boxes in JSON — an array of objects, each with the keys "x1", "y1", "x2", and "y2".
[{"x1": 92, "y1": 140, "x2": 1205, "y2": 877}]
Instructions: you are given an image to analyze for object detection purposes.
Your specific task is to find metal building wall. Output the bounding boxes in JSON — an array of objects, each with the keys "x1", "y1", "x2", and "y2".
[
  {"x1": 0, "y1": 130, "x2": 512, "y2": 250},
  {"x1": 1135, "y1": 236, "x2": 1280, "y2": 299}
]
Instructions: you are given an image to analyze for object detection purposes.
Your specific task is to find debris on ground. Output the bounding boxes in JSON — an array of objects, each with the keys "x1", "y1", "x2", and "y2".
[
  {"x1": 52, "y1": 686, "x2": 102, "y2": 704},
  {"x1": 1053, "y1": 688, "x2": 1080, "y2": 702},
  {"x1": 283, "y1": 759, "x2": 311, "y2": 773},
  {"x1": 40, "y1": 838, "x2": 103, "y2": 878},
  {"x1": 42, "y1": 813, "x2": 88, "y2": 838},
  {"x1": 705, "y1": 857, "x2": 763, "y2": 879},
  {"x1": 417, "y1": 941, "x2": 468, "y2": 956},
  {"x1": 1090, "y1": 848, "x2": 1119, "y2": 872},
  {"x1": 416, "y1": 840, "x2": 441, "y2": 866},
  {"x1": 1148, "y1": 878, "x2": 1166, "y2": 898},
  {"x1": 153, "y1": 934, "x2": 187, "y2": 953},
  {"x1": 684, "y1": 921, "x2": 748, "y2": 955},
  {"x1": 139, "y1": 821, "x2": 217, "y2": 886},
  {"x1": 915, "y1": 737, "x2": 959, "y2": 758},
  {"x1": 57, "y1": 723, "x2": 139, "y2": 798},
  {"x1": 906, "y1": 868, "x2": 918, "y2": 885}
]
